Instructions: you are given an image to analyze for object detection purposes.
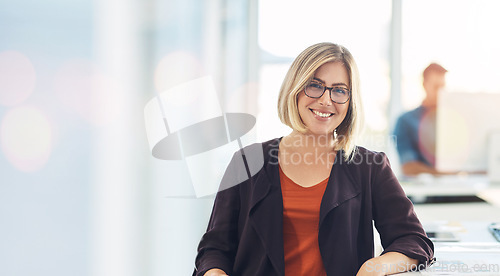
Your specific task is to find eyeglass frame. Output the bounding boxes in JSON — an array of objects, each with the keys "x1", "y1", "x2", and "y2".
[{"x1": 303, "y1": 82, "x2": 351, "y2": 104}]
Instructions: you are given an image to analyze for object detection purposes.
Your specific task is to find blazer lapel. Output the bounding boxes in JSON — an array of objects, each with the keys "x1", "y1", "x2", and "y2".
[
  {"x1": 248, "y1": 139, "x2": 285, "y2": 275},
  {"x1": 319, "y1": 151, "x2": 362, "y2": 226}
]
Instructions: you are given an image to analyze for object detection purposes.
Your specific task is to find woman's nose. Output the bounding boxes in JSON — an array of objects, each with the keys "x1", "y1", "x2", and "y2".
[{"x1": 318, "y1": 88, "x2": 333, "y2": 105}]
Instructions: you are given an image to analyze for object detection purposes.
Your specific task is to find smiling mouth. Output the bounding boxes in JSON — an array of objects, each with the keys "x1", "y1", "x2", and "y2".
[{"x1": 310, "y1": 109, "x2": 334, "y2": 118}]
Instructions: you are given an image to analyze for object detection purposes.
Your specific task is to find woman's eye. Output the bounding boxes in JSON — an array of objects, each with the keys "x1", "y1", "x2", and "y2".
[
  {"x1": 309, "y1": 83, "x2": 323, "y2": 89},
  {"x1": 333, "y1": 88, "x2": 347, "y2": 94}
]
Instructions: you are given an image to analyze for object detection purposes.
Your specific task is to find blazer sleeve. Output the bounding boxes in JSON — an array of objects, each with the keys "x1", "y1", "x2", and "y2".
[
  {"x1": 371, "y1": 152, "x2": 434, "y2": 269},
  {"x1": 193, "y1": 157, "x2": 242, "y2": 276}
]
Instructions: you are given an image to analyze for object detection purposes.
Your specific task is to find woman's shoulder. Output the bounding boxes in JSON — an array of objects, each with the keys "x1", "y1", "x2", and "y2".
[
  {"x1": 342, "y1": 146, "x2": 389, "y2": 167},
  {"x1": 352, "y1": 146, "x2": 385, "y2": 156},
  {"x1": 236, "y1": 137, "x2": 281, "y2": 160},
  {"x1": 224, "y1": 137, "x2": 281, "y2": 179}
]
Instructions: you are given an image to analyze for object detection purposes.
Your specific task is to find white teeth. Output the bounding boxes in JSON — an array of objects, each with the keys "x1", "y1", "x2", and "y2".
[{"x1": 312, "y1": 110, "x2": 332, "y2": 118}]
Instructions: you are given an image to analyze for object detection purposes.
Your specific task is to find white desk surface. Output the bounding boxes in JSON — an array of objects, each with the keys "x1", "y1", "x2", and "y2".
[
  {"x1": 401, "y1": 202, "x2": 500, "y2": 275},
  {"x1": 400, "y1": 175, "x2": 500, "y2": 206},
  {"x1": 402, "y1": 221, "x2": 500, "y2": 275},
  {"x1": 413, "y1": 202, "x2": 500, "y2": 222},
  {"x1": 395, "y1": 176, "x2": 500, "y2": 274}
]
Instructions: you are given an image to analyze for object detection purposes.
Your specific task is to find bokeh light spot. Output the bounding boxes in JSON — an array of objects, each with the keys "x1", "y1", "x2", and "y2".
[
  {"x1": 1, "y1": 106, "x2": 53, "y2": 172},
  {"x1": 53, "y1": 59, "x2": 122, "y2": 126},
  {"x1": 0, "y1": 51, "x2": 37, "y2": 106},
  {"x1": 226, "y1": 82, "x2": 259, "y2": 114},
  {"x1": 154, "y1": 51, "x2": 205, "y2": 92}
]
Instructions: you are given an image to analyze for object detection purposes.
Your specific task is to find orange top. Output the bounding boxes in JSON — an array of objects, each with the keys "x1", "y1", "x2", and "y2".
[{"x1": 280, "y1": 166, "x2": 328, "y2": 276}]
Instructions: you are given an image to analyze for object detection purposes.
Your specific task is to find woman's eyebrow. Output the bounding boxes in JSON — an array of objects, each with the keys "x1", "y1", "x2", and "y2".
[
  {"x1": 313, "y1": 77, "x2": 348, "y2": 87},
  {"x1": 312, "y1": 77, "x2": 325, "y2": 84}
]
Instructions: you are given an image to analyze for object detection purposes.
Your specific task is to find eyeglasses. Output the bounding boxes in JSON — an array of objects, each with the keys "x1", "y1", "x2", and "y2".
[{"x1": 304, "y1": 82, "x2": 350, "y2": 104}]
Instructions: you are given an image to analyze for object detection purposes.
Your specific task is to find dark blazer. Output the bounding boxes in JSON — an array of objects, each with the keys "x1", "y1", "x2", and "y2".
[{"x1": 194, "y1": 138, "x2": 434, "y2": 276}]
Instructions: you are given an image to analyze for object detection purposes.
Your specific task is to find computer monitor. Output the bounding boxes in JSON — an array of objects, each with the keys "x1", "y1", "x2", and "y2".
[{"x1": 435, "y1": 92, "x2": 500, "y2": 173}]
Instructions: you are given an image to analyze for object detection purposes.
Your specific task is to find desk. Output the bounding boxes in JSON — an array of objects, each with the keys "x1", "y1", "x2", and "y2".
[
  {"x1": 397, "y1": 176, "x2": 500, "y2": 274},
  {"x1": 401, "y1": 175, "x2": 489, "y2": 196},
  {"x1": 402, "y1": 221, "x2": 500, "y2": 275},
  {"x1": 400, "y1": 175, "x2": 500, "y2": 206},
  {"x1": 400, "y1": 201, "x2": 500, "y2": 275},
  {"x1": 413, "y1": 202, "x2": 500, "y2": 222}
]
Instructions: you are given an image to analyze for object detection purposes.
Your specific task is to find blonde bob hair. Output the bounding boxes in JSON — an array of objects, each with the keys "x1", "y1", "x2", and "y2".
[{"x1": 277, "y1": 42, "x2": 363, "y2": 161}]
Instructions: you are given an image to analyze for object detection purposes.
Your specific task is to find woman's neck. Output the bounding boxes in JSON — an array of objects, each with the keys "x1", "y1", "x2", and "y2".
[
  {"x1": 282, "y1": 131, "x2": 336, "y2": 153},
  {"x1": 279, "y1": 131, "x2": 337, "y2": 175}
]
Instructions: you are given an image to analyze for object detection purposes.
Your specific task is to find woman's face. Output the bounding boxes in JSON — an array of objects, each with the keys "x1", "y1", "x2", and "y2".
[{"x1": 297, "y1": 61, "x2": 350, "y2": 135}]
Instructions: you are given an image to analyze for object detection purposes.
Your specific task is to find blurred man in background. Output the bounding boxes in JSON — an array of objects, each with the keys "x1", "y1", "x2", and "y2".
[{"x1": 393, "y1": 63, "x2": 447, "y2": 176}]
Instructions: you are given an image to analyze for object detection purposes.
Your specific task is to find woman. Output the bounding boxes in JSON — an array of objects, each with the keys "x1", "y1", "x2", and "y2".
[{"x1": 194, "y1": 42, "x2": 434, "y2": 276}]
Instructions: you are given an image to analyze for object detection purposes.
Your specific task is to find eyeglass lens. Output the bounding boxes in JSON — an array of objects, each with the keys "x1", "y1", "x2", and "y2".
[{"x1": 305, "y1": 83, "x2": 349, "y2": 103}]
